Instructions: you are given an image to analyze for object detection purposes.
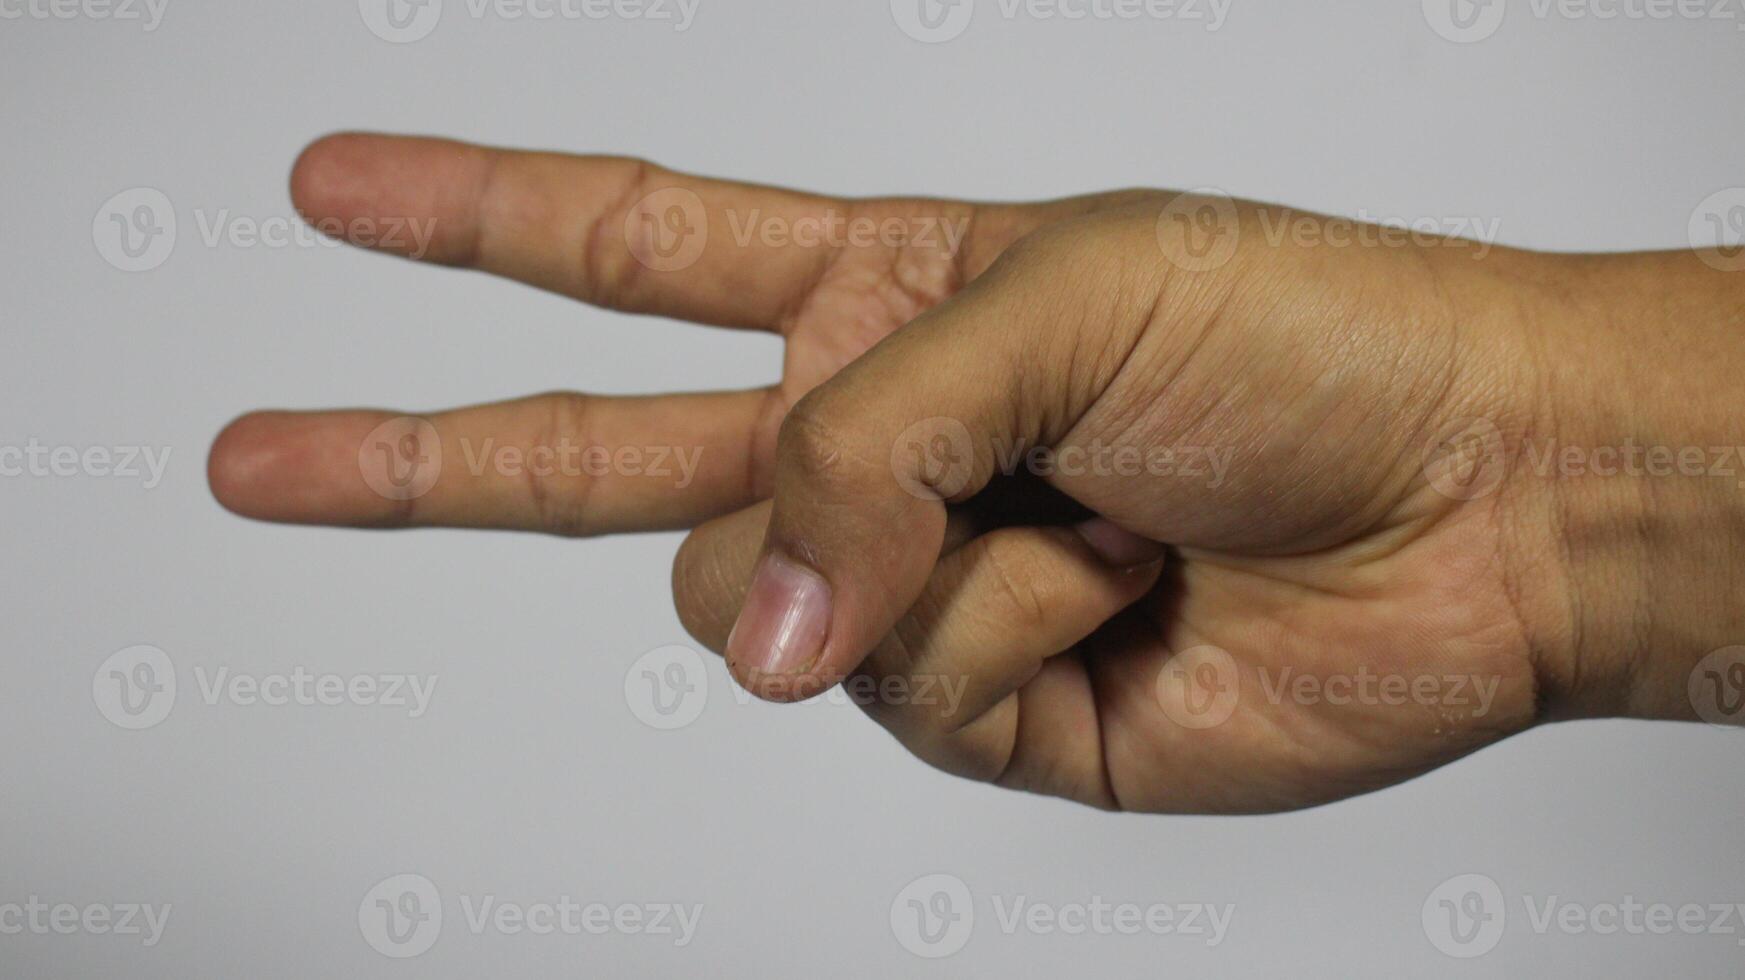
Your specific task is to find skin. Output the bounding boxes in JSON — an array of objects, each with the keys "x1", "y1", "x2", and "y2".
[{"x1": 210, "y1": 132, "x2": 1745, "y2": 814}]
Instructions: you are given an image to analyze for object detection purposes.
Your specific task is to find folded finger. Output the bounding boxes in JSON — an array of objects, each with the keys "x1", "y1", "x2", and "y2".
[{"x1": 863, "y1": 520, "x2": 1165, "y2": 736}]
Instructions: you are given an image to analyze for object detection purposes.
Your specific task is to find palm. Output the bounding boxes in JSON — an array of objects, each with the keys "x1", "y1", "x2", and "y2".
[{"x1": 1085, "y1": 547, "x2": 1539, "y2": 813}]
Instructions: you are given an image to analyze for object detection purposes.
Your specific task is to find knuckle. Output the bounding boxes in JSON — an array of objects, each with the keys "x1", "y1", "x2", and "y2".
[
  {"x1": 985, "y1": 211, "x2": 1108, "y2": 279},
  {"x1": 860, "y1": 692, "x2": 1011, "y2": 785},
  {"x1": 923, "y1": 720, "x2": 1017, "y2": 786},
  {"x1": 774, "y1": 392, "x2": 866, "y2": 496},
  {"x1": 587, "y1": 157, "x2": 660, "y2": 308},
  {"x1": 525, "y1": 392, "x2": 599, "y2": 537},
  {"x1": 988, "y1": 222, "x2": 1059, "y2": 270},
  {"x1": 670, "y1": 529, "x2": 737, "y2": 652},
  {"x1": 976, "y1": 533, "x2": 1056, "y2": 631}
]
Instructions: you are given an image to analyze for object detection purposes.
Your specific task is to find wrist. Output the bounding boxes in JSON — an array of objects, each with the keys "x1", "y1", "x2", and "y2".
[{"x1": 1511, "y1": 252, "x2": 1745, "y2": 722}]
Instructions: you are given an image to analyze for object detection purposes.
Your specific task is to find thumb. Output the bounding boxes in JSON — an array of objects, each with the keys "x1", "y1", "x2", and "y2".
[{"x1": 723, "y1": 249, "x2": 1133, "y2": 701}]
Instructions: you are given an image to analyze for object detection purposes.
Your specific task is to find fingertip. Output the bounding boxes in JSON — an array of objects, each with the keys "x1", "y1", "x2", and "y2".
[
  {"x1": 723, "y1": 553, "x2": 832, "y2": 679},
  {"x1": 207, "y1": 410, "x2": 389, "y2": 525},
  {"x1": 289, "y1": 132, "x2": 375, "y2": 223},
  {"x1": 1072, "y1": 517, "x2": 1168, "y2": 569},
  {"x1": 671, "y1": 534, "x2": 734, "y2": 654},
  {"x1": 726, "y1": 661, "x2": 835, "y2": 705},
  {"x1": 288, "y1": 132, "x2": 478, "y2": 260},
  {"x1": 207, "y1": 411, "x2": 283, "y2": 519},
  {"x1": 670, "y1": 502, "x2": 770, "y2": 654}
]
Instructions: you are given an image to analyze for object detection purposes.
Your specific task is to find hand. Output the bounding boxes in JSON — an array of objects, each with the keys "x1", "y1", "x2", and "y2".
[
  {"x1": 211, "y1": 133, "x2": 1745, "y2": 815},
  {"x1": 667, "y1": 194, "x2": 1745, "y2": 813}
]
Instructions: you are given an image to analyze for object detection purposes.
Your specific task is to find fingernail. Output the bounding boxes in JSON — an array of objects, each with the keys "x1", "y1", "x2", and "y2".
[
  {"x1": 726, "y1": 554, "x2": 831, "y2": 676},
  {"x1": 1073, "y1": 517, "x2": 1168, "y2": 568}
]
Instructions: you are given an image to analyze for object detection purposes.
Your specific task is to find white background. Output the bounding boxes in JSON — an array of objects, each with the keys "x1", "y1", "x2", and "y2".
[{"x1": 4, "y1": 0, "x2": 1744, "y2": 976}]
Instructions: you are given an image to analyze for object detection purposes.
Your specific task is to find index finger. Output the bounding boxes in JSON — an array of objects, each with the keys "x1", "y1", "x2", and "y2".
[{"x1": 290, "y1": 132, "x2": 949, "y2": 331}]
